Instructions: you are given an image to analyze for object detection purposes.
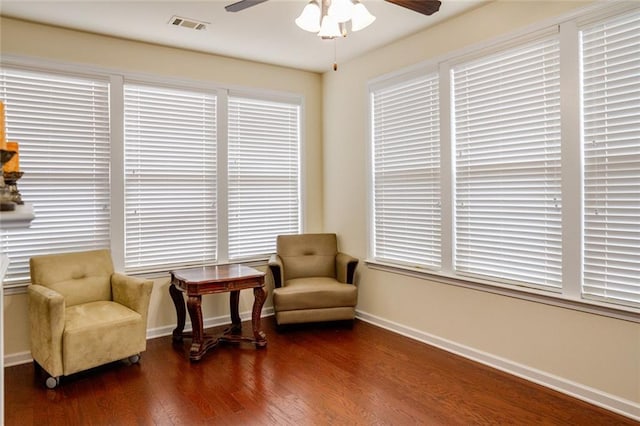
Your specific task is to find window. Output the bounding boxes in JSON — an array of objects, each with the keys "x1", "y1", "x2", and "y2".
[
  {"x1": 227, "y1": 95, "x2": 301, "y2": 260},
  {"x1": 368, "y1": 5, "x2": 640, "y2": 312},
  {"x1": 124, "y1": 83, "x2": 217, "y2": 272},
  {"x1": 371, "y1": 72, "x2": 441, "y2": 268},
  {"x1": 0, "y1": 59, "x2": 303, "y2": 288},
  {"x1": 0, "y1": 67, "x2": 111, "y2": 287},
  {"x1": 452, "y1": 36, "x2": 562, "y2": 289},
  {"x1": 581, "y1": 9, "x2": 640, "y2": 306}
]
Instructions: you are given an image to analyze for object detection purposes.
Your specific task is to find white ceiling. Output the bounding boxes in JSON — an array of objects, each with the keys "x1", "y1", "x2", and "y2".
[{"x1": 0, "y1": 0, "x2": 485, "y2": 73}]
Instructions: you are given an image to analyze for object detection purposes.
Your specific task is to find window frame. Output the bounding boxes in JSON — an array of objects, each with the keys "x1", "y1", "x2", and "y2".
[
  {"x1": 451, "y1": 33, "x2": 563, "y2": 292},
  {"x1": 0, "y1": 64, "x2": 114, "y2": 290},
  {"x1": 226, "y1": 91, "x2": 302, "y2": 261},
  {"x1": 122, "y1": 82, "x2": 218, "y2": 274},
  {"x1": 369, "y1": 66, "x2": 442, "y2": 270},
  {"x1": 579, "y1": 8, "x2": 640, "y2": 309}
]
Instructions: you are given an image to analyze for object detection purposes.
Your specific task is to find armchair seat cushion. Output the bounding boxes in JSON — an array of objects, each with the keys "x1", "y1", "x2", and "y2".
[
  {"x1": 63, "y1": 301, "x2": 145, "y2": 376},
  {"x1": 65, "y1": 301, "x2": 141, "y2": 333},
  {"x1": 273, "y1": 277, "x2": 357, "y2": 311}
]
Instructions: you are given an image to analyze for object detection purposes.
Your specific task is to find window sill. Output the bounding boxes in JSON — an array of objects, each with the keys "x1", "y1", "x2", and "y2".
[{"x1": 365, "y1": 260, "x2": 640, "y2": 324}]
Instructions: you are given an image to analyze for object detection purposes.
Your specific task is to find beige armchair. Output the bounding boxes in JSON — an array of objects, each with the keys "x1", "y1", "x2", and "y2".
[
  {"x1": 269, "y1": 233, "x2": 359, "y2": 326},
  {"x1": 28, "y1": 249, "x2": 153, "y2": 388}
]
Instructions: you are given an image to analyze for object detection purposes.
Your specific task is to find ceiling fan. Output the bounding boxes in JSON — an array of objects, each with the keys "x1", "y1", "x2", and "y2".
[
  {"x1": 225, "y1": 0, "x2": 441, "y2": 70},
  {"x1": 225, "y1": 0, "x2": 442, "y2": 17}
]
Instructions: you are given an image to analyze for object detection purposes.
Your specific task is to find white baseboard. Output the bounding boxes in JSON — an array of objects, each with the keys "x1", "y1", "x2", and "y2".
[
  {"x1": 4, "y1": 351, "x2": 31, "y2": 368},
  {"x1": 5, "y1": 307, "x2": 275, "y2": 367},
  {"x1": 355, "y1": 309, "x2": 640, "y2": 422}
]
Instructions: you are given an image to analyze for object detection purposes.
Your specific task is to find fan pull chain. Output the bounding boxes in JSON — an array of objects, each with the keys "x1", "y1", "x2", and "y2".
[{"x1": 333, "y1": 39, "x2": 338, "y2": 71}]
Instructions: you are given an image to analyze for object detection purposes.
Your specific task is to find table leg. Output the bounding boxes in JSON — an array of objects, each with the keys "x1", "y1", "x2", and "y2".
[
  {"x1": 169, "y1": 283, "x2": 186, "y2": 342},
  {"x1": 229, "y1": 290, "x2": 242, "y2": 334},
  {"x1": 252, "y1": 286, "x2": 267, "y2": 348},
  {"x1": 186, "y1": 295, "x2": 206, "y2": 361}
]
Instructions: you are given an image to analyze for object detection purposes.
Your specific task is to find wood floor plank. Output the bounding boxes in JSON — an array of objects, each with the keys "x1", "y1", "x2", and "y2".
[{"x1": 5, "y1": 317, "x2": 637, "y2": 425}]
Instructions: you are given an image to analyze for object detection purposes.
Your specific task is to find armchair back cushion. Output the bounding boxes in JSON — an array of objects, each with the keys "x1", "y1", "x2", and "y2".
[
  {"x1": 30, "y1": 249, "x2": 113, "y2": 307},
  {"x1": 277, "y1": 233, "x2": 337, "y2": 281}
]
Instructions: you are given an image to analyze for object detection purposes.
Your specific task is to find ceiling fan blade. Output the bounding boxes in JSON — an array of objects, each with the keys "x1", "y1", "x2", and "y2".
[
  {"x1": 225, "y1": 0, "x2": 268, "y2": 13},
  {"x1": 385, "y1": 0, "x2": 442, "y2": 16}
]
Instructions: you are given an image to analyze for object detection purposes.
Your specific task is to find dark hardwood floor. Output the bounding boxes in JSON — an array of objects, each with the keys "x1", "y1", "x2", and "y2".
[{"x1": 5, "y1": 317, "x2": 636, "y2": 425}]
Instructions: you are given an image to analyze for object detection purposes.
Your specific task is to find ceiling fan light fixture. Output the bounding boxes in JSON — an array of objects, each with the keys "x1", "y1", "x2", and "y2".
[
  {"x1": 350, "y1": 1, "x2": 376, "y2": 32},
  {"x1": 328, "y1": 0, "x2": 354, "y2": 23},
  {"x1": 295, "y1": 0, "x2": 376, "y2": 42},
  {"x1": 295, "y1": 0, "x2": 321, "y2": 33},
  {"x1": 317, "y1": 14, "x2": 342, "y2": 38}
]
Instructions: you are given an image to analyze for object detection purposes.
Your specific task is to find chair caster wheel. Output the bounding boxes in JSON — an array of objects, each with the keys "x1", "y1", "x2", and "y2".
[
  {"x1": 45, "y1": 376, "x2": 59, "y2": 389},
  {"x1": 128, "y1": 354, "x2": 140, "y2": 364}
]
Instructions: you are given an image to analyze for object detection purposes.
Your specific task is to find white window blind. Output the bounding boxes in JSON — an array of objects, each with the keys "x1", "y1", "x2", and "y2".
[
  {"x1": 371, "y1": 73, "x2": 441, "y2": 268},
  {"x1": 453, "y1": 36, "x2": 562, "y2": 289},
  {"x1": 124, "y1": 84, "x2": 216, "y2": 272},
  {"x1": 581, "y1": 9, "x2": 640, "y2": 306},
  {"x1": 227, "y1": 96, "x2": 300, "y2": 260},
  {"x1": 0, "y1": 67, "x2": 111, "y2": 286}
]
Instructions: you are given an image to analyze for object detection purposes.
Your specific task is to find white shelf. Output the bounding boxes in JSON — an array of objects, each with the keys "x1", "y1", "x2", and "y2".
[{"x1": 0, "y1": 203, "x2": 35, "y2": 229}]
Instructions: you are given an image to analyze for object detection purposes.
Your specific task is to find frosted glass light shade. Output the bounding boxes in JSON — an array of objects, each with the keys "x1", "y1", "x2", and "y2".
[
  {"x1": 317, "y1": 14, "x2": 341, "y2": 38},
  {"x1": 295, "y1": 0, "x2": 321, "y2": 32},
  {"x1": 328, "y1": 0, "x2": 354, "y2": 23},
  {"x1": 351, "y1": 2, "x2": 376, "y2": 32}
]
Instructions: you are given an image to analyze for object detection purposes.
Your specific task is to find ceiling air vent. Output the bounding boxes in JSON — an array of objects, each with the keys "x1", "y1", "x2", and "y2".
[{"x1": 168, "y1": 16, "x2": 208, "y2": 31}]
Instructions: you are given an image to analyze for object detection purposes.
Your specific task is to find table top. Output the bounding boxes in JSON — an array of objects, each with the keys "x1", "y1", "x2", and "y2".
[{"x1": 171, "y1": 264, "x2": 265, "y2": 285}]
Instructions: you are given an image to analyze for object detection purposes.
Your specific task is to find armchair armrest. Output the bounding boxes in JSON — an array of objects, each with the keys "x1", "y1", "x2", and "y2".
[
  {"x1": 336, "y1": 252, "x2": 359, "y2": 284},
  {"x1": 111, "y1": 273, "x2": 153, "y2": 324},
  {"x1": 268, "y1": 254, "x2": 284, "y2": 288},
  {"x1": 28, "y1": 284, "x2": 65, "y2": 377}
]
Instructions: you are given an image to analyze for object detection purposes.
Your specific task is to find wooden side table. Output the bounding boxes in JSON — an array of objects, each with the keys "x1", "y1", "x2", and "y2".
[{"x1": 169, "y1": 264, "x2": 267, "y2": 361}]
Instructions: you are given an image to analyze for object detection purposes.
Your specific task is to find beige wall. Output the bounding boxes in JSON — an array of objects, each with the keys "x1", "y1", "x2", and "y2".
[
  {"x1": 1, "y1": 17, "x2": 323, "y2": 357},
  {"x1": 322, "y1": 0, "x2": 640, "y2": 406}
]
